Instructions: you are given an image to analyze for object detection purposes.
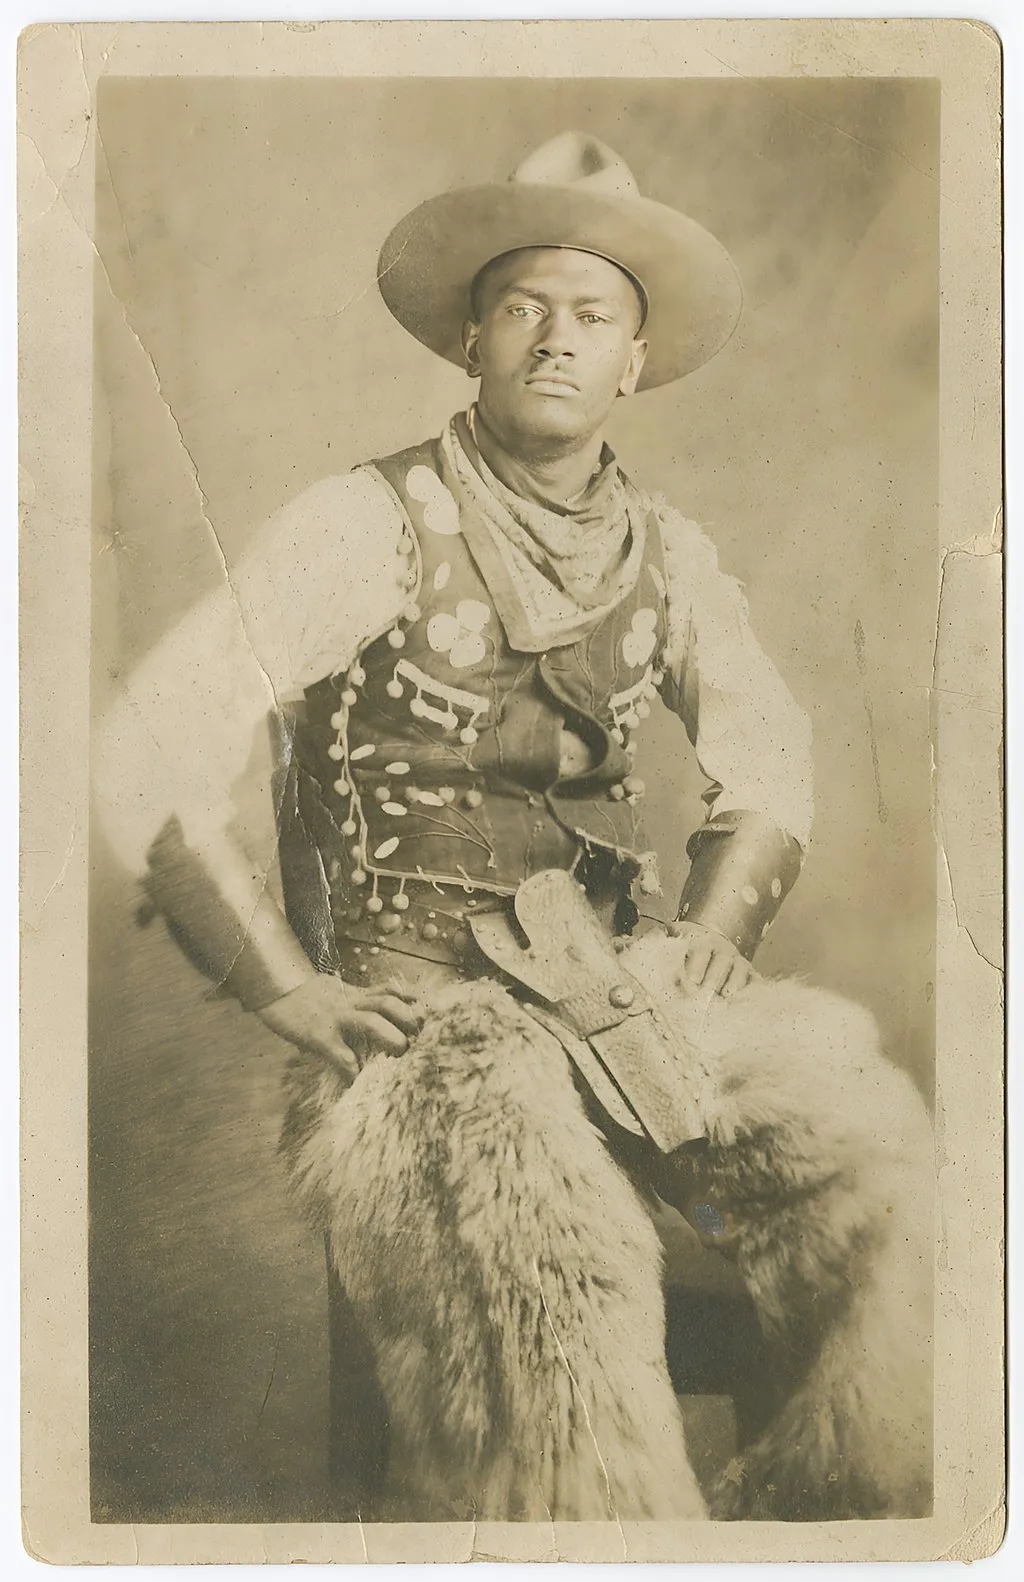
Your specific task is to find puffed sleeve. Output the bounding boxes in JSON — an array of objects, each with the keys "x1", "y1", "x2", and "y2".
[
  {"x1": 93, "y1": 467, "x2": 409, "y2": 1008},
  {"x1": 655, "y1": 503, "x2": 814, "y2": 956}
]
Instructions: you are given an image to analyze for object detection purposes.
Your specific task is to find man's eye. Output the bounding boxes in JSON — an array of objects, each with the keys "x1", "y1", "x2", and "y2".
[
  {"x1": 508, "y1": 304, "x2": 541, "y2": 319},
  {"x1": 580, "y1": 313, "x2": 609, "y2": 326}
]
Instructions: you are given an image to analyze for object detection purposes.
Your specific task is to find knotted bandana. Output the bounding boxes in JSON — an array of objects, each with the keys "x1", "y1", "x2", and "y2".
[{"x1": 442, "y1": 410, "x2": 650, "y2": 652}]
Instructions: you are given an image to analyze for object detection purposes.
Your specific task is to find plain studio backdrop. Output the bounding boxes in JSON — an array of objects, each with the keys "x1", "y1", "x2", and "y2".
[{"x1": 89, "y1": 77, "x2": 938, "y2": 1521}]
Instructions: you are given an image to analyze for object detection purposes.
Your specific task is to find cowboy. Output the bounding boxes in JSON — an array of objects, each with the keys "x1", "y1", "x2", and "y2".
[{"x1": 96, "y1": 133, "x2": 931, "y2": 1523}]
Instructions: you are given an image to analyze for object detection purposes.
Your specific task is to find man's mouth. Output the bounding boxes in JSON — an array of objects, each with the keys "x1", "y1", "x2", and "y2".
[{"x1": 524, "y1": 372, "x2": 580, "y2": 396}]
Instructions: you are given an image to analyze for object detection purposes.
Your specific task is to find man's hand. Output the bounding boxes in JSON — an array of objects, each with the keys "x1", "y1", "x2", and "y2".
[
  {"x1": 255, "y1": 973, "x2": 425, "y2": 1083},
  {"x1": 668, "y1": 922, "x2": 753, "y2": 999}
]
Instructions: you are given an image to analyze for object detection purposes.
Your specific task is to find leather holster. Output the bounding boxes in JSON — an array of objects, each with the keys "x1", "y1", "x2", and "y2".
[{"x1": 470, "y1": 869, "x2": 704, "y2": 1153}]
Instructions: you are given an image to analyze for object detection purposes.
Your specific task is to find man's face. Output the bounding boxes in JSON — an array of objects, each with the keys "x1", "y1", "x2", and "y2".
[{"x1": 462, "y1": 248, "x2": 649, "y2": 449}]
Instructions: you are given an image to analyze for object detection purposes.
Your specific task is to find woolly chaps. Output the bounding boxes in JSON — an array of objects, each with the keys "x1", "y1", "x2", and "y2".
[{"x1": 281, "y1": 935, "x2": 933, "y2": 1523}]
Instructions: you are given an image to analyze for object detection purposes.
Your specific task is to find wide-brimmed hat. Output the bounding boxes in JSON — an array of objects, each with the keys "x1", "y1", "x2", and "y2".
[{"x1": 377, "y1": 131, "x2": 742, "y2": 391}]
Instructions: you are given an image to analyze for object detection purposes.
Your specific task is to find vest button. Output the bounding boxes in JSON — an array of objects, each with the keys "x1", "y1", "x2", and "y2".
[
  {"x1": 453, "y1": 928, "x2": 473, "y2": 955},
  {"x1": 463, "y1": 789, "x2": 483, "y2": 809},
  {"x1": 421, "y1": 921, "x2": 439, "y2": 941},
  {"x1": 378, "y1": 912, "x2": 403, "y2": 935},
  {"x1": 609, "y1": 984, "x2": 635, "y2": 1009}
]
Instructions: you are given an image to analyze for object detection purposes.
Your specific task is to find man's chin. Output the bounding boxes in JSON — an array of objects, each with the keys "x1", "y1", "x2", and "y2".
[{"x1": 507, "y1": 399, "x2": 595, "y2": 444}]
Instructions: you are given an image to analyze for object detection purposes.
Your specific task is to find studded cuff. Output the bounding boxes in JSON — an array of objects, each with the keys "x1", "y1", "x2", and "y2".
[
  {"x1": 675, "y1": 810, "x2": 804, "y2": 960},
  {"x1": 142, "y1": 816, "x2": 317, "y2": 1012}
]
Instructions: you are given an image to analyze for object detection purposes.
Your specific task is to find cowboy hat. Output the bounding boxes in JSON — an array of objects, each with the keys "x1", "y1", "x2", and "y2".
[{"x1": 377, "y1": 131, "x2": 742, "y2": 391}]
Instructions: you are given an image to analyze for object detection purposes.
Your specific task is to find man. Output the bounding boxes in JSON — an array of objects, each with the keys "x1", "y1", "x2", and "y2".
[{"x1": 96, "y1": 133, "x2": 931, "y2": 1523}]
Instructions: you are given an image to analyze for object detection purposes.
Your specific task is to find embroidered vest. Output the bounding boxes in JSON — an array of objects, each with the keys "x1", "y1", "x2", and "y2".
[{"x1": 285, "y1": 438, "x2": 670, "y2": 959}]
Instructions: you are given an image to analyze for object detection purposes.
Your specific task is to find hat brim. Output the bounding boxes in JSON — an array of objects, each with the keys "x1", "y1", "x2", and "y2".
[{"x1": 377, "y1": 182, "x2": 742, "y2": 390}]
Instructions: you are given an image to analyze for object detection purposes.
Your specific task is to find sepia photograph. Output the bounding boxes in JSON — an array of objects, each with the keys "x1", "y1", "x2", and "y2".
[{"x1": 18, "y1": 17, "x2": 1003, "y2": 1566}]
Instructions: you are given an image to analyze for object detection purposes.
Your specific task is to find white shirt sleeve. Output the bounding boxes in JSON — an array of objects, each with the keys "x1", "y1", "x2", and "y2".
[
  {"x1": 656, "y1": 503, "x2": 815, "y2": 850},
  {"x1": 94, "y1": 468, "x2": 409, "y2": 873}
]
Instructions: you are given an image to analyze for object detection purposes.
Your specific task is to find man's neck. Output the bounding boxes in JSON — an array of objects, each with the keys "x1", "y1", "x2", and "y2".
[{"x1": 472, "y1": 405, "x2": 606, "y2": 508}]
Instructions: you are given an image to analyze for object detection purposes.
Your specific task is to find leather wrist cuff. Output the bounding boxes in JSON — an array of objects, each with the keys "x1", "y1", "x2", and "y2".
[
  {"x1": 142, "y1": 816, "x2": 317, "y2": 1012},
  {"x1": 675, "y1": 810, "x2": 804, "y2": 960}
]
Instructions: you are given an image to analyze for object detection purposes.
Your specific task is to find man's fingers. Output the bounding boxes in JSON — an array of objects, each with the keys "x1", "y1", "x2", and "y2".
[
  {"x1": 361, "y1": 993, "x2": 424, "y2": 1036},
  {"x1": 375, "y1": 985, "x2": 421, "y2": 1005},
  {"x1": 703, "y1": 950, "x2": 736, "y2": 997},
  {"x1": 718, "y1": 960, "x2": 740, "y2": 998},
  {"x1": 349, "y1": 1013, "x2": 409, "y2": 1057},
  {"x1": 681, "y1": 942, "x2": 714, "y2": 987},
  {"x1": 718, "y1": 956, "x2": 752, "y2": 999},
  {"x1": 317, "y1": 1037, "x2": 360, "y2": 1083}
]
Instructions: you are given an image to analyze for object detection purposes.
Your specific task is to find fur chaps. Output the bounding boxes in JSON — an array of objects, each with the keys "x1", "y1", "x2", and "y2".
[{"x1": 281, "y1": 937, "x2": 933, "y2": 1523}]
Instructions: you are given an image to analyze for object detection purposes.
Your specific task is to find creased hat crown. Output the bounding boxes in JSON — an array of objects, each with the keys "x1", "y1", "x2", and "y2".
[{"x1": 509, "y1": 131, "x2": 640, "y2": 200}]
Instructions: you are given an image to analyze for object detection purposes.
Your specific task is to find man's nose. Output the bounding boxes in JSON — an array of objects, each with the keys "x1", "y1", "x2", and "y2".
[{"x1": 532, "y1": 311, "x2": 577, "y2": 360}]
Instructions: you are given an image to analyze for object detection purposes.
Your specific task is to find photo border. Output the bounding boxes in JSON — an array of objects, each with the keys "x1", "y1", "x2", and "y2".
[{"x1": 18, "y1": 16, "x2": 1003, "y2": 1565}]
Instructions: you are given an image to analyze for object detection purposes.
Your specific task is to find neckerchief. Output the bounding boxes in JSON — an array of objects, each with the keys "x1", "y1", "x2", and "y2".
[{"x1": 440, "y1": 412, "x2": 649, "y2": 653}]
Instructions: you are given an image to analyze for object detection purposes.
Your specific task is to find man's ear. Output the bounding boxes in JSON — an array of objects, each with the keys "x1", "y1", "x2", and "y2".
[
  {"x1": 461, "y1": 320, "x2": 482, "y2": 379},
  {"x1": 618, "y1": 338, "x2": 649, "y2": 398}
]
